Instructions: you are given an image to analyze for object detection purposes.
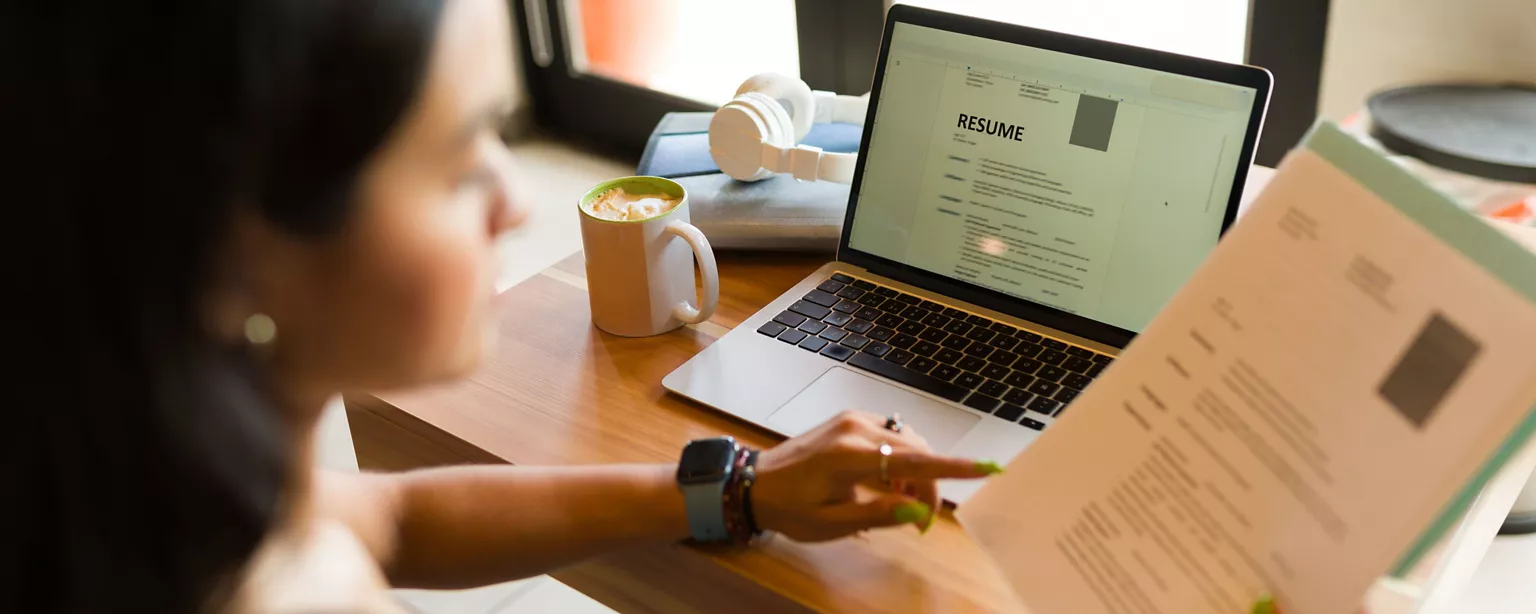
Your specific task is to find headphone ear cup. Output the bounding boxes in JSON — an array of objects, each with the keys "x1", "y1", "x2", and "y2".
[
  {"x1": 736, "y1": 92, "x2": 795, "y2": 149},
  {"x1": 709, "y1": 96, "x2": 778, "y2": 182},
  {"x1": 735, "y1": 73, "x2": 816, "y2": 141}
]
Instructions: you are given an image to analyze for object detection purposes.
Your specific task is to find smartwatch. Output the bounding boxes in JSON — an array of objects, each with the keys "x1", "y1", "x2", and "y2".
[{"x1": 676, "y1": 436, "x2": 738, "y2": 542}]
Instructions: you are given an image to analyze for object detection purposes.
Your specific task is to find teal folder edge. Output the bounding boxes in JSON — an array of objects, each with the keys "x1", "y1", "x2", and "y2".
[{"x1": 1301, "y1": 121, "x2": 1536, "y2": 578}]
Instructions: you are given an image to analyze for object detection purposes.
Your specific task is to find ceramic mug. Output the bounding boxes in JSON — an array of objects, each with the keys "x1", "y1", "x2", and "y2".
[{"x1": 578, "y1": 176, "x2": 718, "y2": 337}]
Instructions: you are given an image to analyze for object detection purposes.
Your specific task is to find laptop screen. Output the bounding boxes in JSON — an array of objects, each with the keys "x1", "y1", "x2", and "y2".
[{"x1": 847, "y1": 22, "x2": 1260, "y2": 334}]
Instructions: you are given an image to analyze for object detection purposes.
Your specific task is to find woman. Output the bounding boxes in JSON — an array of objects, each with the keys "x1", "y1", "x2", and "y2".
[{"x1": 13, "y1": 0, "x2": 999, "y2": 611}]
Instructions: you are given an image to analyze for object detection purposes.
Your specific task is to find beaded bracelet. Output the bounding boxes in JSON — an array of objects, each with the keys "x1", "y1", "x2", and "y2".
[{"x1": 722, "y1": 446, "x2": 763, "y2": 544}]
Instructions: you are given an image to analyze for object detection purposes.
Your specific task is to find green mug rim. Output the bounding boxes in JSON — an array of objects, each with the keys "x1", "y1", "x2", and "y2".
[{"x1": 578, "y1": 175, "x2": 687, "y2": 225}]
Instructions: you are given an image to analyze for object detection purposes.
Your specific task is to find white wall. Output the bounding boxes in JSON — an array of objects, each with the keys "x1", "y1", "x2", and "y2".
[{"x1": 1317, "y1": 0, "x2": 1536, "y2": 121}]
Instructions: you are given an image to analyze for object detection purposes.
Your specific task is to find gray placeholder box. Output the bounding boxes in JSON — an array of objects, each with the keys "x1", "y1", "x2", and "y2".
[
  {"x1": 1069, "y1": 94, "x2": 1118, "y2": 152},
  {"x1": 1379, "y1": 313, "x2": 1480, "y2": 429}
]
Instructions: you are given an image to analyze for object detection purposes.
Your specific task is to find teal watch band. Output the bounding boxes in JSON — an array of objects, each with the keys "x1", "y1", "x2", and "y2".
[{"x1": 682, "y1": 475, "x2": 731, "y2": 542}]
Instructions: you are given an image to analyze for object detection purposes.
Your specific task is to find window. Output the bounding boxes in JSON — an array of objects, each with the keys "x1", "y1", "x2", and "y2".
[{"x1": 514, "y1": 0, "x2": 1328, "y2": 165}]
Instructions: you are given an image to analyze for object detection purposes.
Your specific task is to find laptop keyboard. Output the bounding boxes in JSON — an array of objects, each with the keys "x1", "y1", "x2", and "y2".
[{"x1": 754, "y1": 273, "x2": 1114, "y2": 431}]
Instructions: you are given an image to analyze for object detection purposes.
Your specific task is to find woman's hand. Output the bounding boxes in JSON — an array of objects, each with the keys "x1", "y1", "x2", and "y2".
[{"x1": 750, "y1": 410, "x2": 1004, "y2": 542}]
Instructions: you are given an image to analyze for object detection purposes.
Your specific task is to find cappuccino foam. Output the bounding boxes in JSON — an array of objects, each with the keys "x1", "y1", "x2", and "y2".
[{"x1": 587, "y1": 187, "x2": 681, "y2": 221}]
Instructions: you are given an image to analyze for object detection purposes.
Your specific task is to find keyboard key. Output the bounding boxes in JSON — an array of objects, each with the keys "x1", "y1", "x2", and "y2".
[
  {"x1": 1015, "y1": 330, "x2": 1044, "y2": 343},
  {"x1": 889, "y1": 334, "x2": 918, "y2": 349},
  {"x1": 804, "y1": 289, "x2": 840, "y2": 308},
  {"x1": 820, "y1": 343, "x2": 855, "y2": 362},
  {"x1": 909, "y1": 357, "x2": 938, "y2": 373},
  {"x1": 1027, "y1": 396, "x2": 1062, "y2": 415},
  {"x1": 965, "y1": 327, "x2": 997, "y2": 343},
  {"x1": 988, "y1": 350, "x2": 1019, "y2": 367},
  {"x1": 895, "y1": 293, "x2": 921, "y2": 305},
  {"x1": 1092, "y1": 354, "x2": 1113, "y2": 365},
  {"x1": 1014, "y1": 343, "x2": 1043, "y2": 358},
  {"x1": 819, "y1": 328, "x2": 848, "y2": 342},
  {"x1": 886, "y1": 350, "x2": 915, "y2": 365},
  {"x1": 845, "y1": 319, "x2": 874, "y2": 334},
  {"x1": 1062, "y1": 373, "x2": 1094, "y2": 390},
  {"x1": 835, "y1": 286, "x2": 865, "y2": 300},
  {"x1": 1063, "y1": 356, "x2": 1094, "y2": 372},
  {"x1": 943, "y1": 320, "x2": 973, "y2": 335},
  {"x1": 842, "y1": 335, "x2": 870, "y2": 350},
  {"x1": 963, "y1": 343, "x2": 995, "y2": 358},
  {"x1": 868, "y1": 327, "x2": 894, "y2": 342},
  {"x1": 1038, "y1": 349, "x2": 1068, "y2": 365},
  {"x1": 777, "y1": 329, "x2": 807, "y2": 344},
  {"x1": 941, "y1": 335, "x2": 971, "y2": 350},
  {"x1": 958, "y1": 356, "x2": 988, "y2": 372},
  {"x1": 919, "y1": 300, "x2": 944, "y2": 312},
  {"x1": 921, "y1": 313, "x2": 951, "y2": 328},
  {"x1": 1040, "y1": 338, "x2": 1067, "y2": 351},
  {"x1": 1027, "y1": 380, "x2": 1061, "y2": 397},
  {"x1": 994, "y1": 403, "x2": 1026, "y2": 422},
  {"x1": 857, "y1": 293, "x2": 886, "y2": 307},
  {"x1": 833, "y1": 300, "x2": 860, "y2": 314},
  {"x1": 897, "y1": 320, "x2": 925, "y2": 335},
  {"x1": 798, "y1": 320, "x2": 827, "y2": 335},
  {"x1": 942, "y1": 307, "x2": 968, "y2": 319},
  {"x1": 1053, "y1": 403, "x2": 1069, "y2": 418},
  {"x1": 757, "y1": 322, "x2": 787, "y2": 337},
  {"x1": 966, "y1": 315, "x2": 992, "y2": 326},
  {"x1": 899, "y1": 306, "x2": 929, "y2": 320},
  {"x1": 1020, "y1": 417, "x2": 1047, "y2": 431},
  {"x1": 1054, "y1": 387, "x2": 1080, "y2": 403},
  {"x1": 936, "y1": 349, "x2": 963, "y2": 364},
  {"x1": 979, "y1": 380, "x2": 1008, "y2": 398},
  {"x1": 854, "y1": 307, "x2": 882, "y2": 321},
  {"x1": 824, "y1": 312, "x2": 853, "y2": 327},
  {"x1": 1037, "y1": 366, "x2": 1067, "y2": 382},
  {"x1": 817, "y1": 279, "x2": 846, "y2": 293},
  {"x1": 789, "y1": 300, "x2": 831, "y2": 320},
  {"x1": 989, "y1": 335, "x2": 1020, "y2": 351},
  {"x1": 846, "y1": 352, "x2": 969, "y2": 402},
  {"x1": 963, "y1": 393, "x2": 1001, "y2": 413},
  {"x1": 931, "y1": 364, "x2": 961, "y2": 381},
  {"x1": 980, "y1": 364, "x2": 1011, "y2": 381},
  {"x1": 774, "y1": 311, "x2": 806, "y2": 328},
  {"x1": 830, "y1": 272, "x2": 855, "y2": 283},
  {"x1": 799, "y1": 336, "x2": 829, "y2": 352},
  {"x1": 874, "y1": 287, "x2": 898, "y2": 297},
  {"x1": 1004, "y1": 372, "x2": 1036, "y2": 390},
  {"x1": 1013, "y1": 358, "x2": 1043, "y2": 374},
  {"x1": 878, "y1": 298, "x2": 907, "y2": 313},
  {"x1": 989, "y1": 322, "x2": 1017, "y2": 336},
  {"x1": 1065, "y1": 346, "x2": 1093, "y2": 358},
  {"x1": 919, "y1": 327, "x2": 947, "y2": 343},
  {"x1": 955, "y1": 372, "x2": 984, "y2": 389},
  {"x1": 1003, "y1": 388, "x2": 1033, "y2": 405},
  {"x1": 912, "y1": 341, "x2": 939, "y2": 357},
  {"x1": 1086, "y1": 363, "x2": 1107, "y2": 377},
  {"x1": 851, "y1": 279, "x2": 876, "y2": 290},
  {"x1": 876, "y1": 313, "x2": 903, "y2": 328},
  {"x1": 865, "y1": 342, "x2": 892, "y2": 357}
]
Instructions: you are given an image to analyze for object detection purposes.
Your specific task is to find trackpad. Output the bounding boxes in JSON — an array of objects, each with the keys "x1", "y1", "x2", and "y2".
[{"x1": 764, "y1": 367, "x2": 980, "y2": 451}]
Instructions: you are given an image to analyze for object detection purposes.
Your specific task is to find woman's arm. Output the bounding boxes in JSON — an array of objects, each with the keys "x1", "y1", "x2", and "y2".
[{"x1": 318, "y1": 463, "x2": 686, "y2": 589}]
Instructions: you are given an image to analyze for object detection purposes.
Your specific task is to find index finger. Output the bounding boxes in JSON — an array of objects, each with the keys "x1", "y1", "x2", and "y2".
[{"x1": 884, "y1": 450, "x2": 1005, "y2": 480}]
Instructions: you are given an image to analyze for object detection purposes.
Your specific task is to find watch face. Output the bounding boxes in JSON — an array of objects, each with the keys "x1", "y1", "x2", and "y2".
[{"x1": 677, "y1": 438, "x2": 735, "y2": 485}]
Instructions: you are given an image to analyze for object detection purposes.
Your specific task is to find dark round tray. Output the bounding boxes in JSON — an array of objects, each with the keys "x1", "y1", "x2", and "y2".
[
  {"x1": 1368, "y1": 83, "x2": 1536, "y2": 184},
  {"x1": 1502, "y1": 510, "x2": 1536, "y2": 536}
]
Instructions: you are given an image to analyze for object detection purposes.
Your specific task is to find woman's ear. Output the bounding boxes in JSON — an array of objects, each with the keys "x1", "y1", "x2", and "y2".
[{"x1": 200, "y1": 208, "x2": 304, "y2": 347}]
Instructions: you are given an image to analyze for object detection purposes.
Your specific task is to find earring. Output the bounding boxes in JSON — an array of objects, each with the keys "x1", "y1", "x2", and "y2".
[{"x1": 244, "y1": 313, "x2": 277, "y2": 346}]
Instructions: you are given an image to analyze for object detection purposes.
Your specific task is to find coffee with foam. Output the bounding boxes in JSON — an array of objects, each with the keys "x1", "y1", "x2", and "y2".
[{"x1": 585, "y1": 186, "x2": 681, "y2": 221}]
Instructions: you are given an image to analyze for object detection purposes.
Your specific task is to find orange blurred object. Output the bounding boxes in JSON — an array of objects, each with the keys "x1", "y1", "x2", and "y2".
[{"x1": 577, "y1": 0, "x2": 681, "y2": 88}]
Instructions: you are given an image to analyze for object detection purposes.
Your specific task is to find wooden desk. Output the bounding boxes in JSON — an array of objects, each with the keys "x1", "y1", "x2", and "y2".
[{"x1": 346, "y1": 251, "x2": 1024, "y2": 613}]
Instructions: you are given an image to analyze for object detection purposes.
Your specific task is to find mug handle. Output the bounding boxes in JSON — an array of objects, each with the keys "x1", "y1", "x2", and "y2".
[{"x1": 666, "y1": 220, "x2": 718, "y2": 325}]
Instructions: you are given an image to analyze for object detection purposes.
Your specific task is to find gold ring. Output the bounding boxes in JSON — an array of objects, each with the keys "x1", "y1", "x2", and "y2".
[{"x1": 878, "y1": 442, "x2": 893, "y2": 483}]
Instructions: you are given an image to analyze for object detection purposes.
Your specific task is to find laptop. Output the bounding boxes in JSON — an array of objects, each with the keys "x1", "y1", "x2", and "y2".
[{"x1": 663, "y1": 5, "x2": 1271, "y2": 503}]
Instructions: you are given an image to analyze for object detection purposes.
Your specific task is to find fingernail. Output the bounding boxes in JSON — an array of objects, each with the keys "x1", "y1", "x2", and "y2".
[
  {"x1": 1250, "y1": 592, "x2": 1275, "y2": 614},
  {"x1": 893, "y1": 501, "x2": 932, "y2": 525},
  {"x1": 975, "y1": 460, "x2": 1006, "y2": 475},
  {"x1": 920, "y1": 509, "x2": 938, "y2": 534}
]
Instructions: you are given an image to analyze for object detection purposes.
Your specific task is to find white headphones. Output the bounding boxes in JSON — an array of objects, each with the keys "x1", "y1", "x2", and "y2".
[{"x1": 708, "y1": 73, "x2": 868, "y2": 183}]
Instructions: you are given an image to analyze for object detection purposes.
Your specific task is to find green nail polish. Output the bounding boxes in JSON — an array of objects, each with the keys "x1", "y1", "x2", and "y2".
[
  {"x1": 1250, "y1": 592, "x2": 1275, "y2": 614},
  {"x1": 976, "y1": 460, "x2": 1006, "y2": 475},
  {"x1": 920, "y1": 509, "x2": 938, "y2": 534},
  {"x1": 893, "y1": 501, "x2": 932, "y2": 525}
]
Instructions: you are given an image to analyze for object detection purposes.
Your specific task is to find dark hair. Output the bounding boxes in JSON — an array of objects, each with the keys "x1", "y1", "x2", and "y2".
[{"x1": 9, "y1": 0, "x2": 444, "y2": 611}]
